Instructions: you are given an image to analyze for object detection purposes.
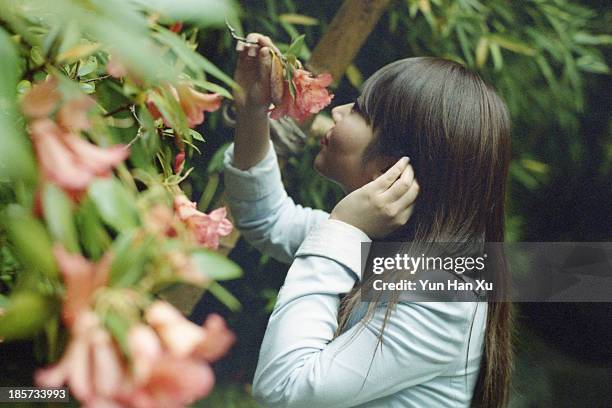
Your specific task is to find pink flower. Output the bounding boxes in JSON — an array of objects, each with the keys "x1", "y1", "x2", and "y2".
[
  {"x1": 22, "y1": 78, "x2": 94, "y2": 129},
  {"x1": 270, "y1": 69, "x2": 334, "y2": 123},
  {"x1": 145, "y1": 301, "x2": 235, "y2": 362},
  {"x1": 120, "y1": 354, "x2": 214, "y2": 408},
  {"x1": 107, "y1": 55, "x2": 129, "y2": 79},
  {"x1": 147, "y1": 84, "x2": 222, "y2": 128},
  {"x1": 132, "y1": 356, "x2": 214, "y2": 408},
  {"x1": 168, "y1": 250, "x2": 208, "y2": 286},
  {"x1": 143, "y1": 205, "x2": 177, "y2": 237},
  {"x1": 35, "y1": 311, "x2": 126, "y2": 406},
  {"x1": 127, "y1": 324, "x2": 164, "y2": 383},
  {"x1": 176, "y1": 84, "x2": 222, "y2": 128},
  {"x1": 57, "y1": 97, "x2": 95, "y2": 131},
  {"x1": 173, "y1": 195, "x2": 233, "y2": 249},
  {"x1": 124, "y1": 323, "x2": 215, "y2": 408},
  {"x1": 195, "y1": 313, "x2": 236, "y2": 363},
  {"x1": 146, "y1": 86, "x2": 177, "y2": 126},
  {"x1": 169, "y1": 22, "x2": 183, "y2": 33},
  {"x1": 145, "y1": 301, "x2": 207, "y2": 358},
  {"x1": 54, "y1": 245, "x2": 112, "y2": 326},
  {"x1": 29, "y1": 118, "x2": 129, "y2": 198},
  {"x1": 21, "y1": 77, "x2": 61, "y2": 119},
  {"x1": 174, "y1": 151, "x2": 186, "y2": 174},
  {"x1": 173, "y1": 194, "x2": 202, "y2": 219}
]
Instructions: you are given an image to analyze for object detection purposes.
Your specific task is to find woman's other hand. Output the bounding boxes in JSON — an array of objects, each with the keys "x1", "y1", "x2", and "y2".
[
  {"x1": 233, "y1": 33, "x2": 282, "y2": 113},
  {"x1": 330, "y1": 157, "x2": 419, "y2": 238}
]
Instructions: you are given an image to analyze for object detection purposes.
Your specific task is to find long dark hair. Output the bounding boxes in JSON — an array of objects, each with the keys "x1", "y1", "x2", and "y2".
[{"x1": 334, "y1": 57, "x2": 513, "y2": 408}]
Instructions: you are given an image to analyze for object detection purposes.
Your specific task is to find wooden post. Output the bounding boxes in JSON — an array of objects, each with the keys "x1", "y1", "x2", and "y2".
[{"x1": 306, "y1": 0, "x2": 391, "y2": 82}]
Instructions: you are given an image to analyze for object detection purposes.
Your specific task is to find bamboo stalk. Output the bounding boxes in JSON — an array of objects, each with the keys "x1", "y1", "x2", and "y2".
[{"x1": 306, "y1": 0, "x2": 391, "y2": 82}]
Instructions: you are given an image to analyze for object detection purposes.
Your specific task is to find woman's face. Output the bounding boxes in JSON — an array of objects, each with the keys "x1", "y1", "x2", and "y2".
[{"x1": 314, "y1": 102, "x2": 380, "y2": 192}]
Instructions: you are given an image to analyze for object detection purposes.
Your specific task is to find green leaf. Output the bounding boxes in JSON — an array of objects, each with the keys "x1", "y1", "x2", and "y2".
[
  {"x1": 475, "y1": 37, "x2": 489, "y2": 68},
  {"x1": 160, "y1": 85, "x2": 191, "y2": 136},
  {"x1": 576, "y1": 55, "x2": 609, "y2": 74},
  {"x1": 509, "y1": 162, "x2": 538, "y2": 189},
  {"x1": 0, "y1": 292, "x2": 57, "y2": 341},
  {"x1": 490, "y1": 42, "x2": 503, "y2": 71},
  {"x1": 197, "y1": 54, "x2": 238, "y2": 88},
  {"x1": 42, "y1": 184, "x2": 80, "y2": 253},
  {"x1": 108, "y1": 230, "x2": 154, "y2": 287},
  {"x1": 75, "y1": 198, "x2": 112, "y2": 260},
  {"x1": 152, "y1": 28, "x2": 207, "y2": 79},
  {"x1": 78, "y1": 55, "x2": 99, "y2": 77},
  {"x1": 279, "y1": 14, "x2": 318, "y2": 26},
  {"x1": 208, "y1": 282, "x2": 241, "y2": 312},
  {"x1": 191, "y1": 249, "x2": 242, "y2": 281},
  {"x1": 260, "y1": 288, "x2": 278, "y2": 313},
  {"x1": 22, "y1": 0, "x2": 174, "y2": 83},
  {"x1": 573, "y1": 32, "x2": 612, "y2": 46},
  {"x1": 455, "y1": 26, "x2": 474, "y2": 67},
  {"x1": 147, "y1": 91, "x2": 182, "y2": 133},
  {"x1": 286, "y1": 34, "x2": 305, "y2": 58},
  {"x1": 104, "y1": 311, "x2": 131, "y2": 354},
  {"x1": 0, "y1": 27, "x2": 37, "y2": 184},
  {"x1": 206, "y1": 143, "x2": 231, "y2": 173},
  {"x1": 520, "y1": 159, "x2": 549, "y2": 175},
  {"x1": 129, "y1": 0, "x2": 238, "y2": 28},
  {"x1": 89, "y1": 178, "x2": 140, "y2": 232},
  {"x1": 487, "y1": 34, "x2": 536, "y2": 56},
  {"x1": 534, "y1": 55, "x2": 560, "y2": 96},
  {"x1": 191, "y1": 79, "x2": 233, "y2": 99},
  {"x1": 2, "y1": 205, "x2": 58, "y2": 279},
  {"x1": 345, "y1": 64, "x2": 363, "y2": 88},
  {"x1": 189, "y1": 128, "x2": 205, "y2": 142}
]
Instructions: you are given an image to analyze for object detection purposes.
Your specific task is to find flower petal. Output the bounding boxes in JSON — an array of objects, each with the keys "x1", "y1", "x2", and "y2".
[
  {"x1": 30, "y1": 119, "x2": 94, "y2": 192},
  {"x1": 145, "y1": 301, "x2": 206, "y2": 358},
  {"x1": 57, "y1": 97, "x2": 95, "y2": 131},
  {"x1": 195, "y1": 313, "x2": 236, "y2": 363},
  {"x1": 176, "y1": 84, "x2": 222, "y2": 128},
  {"x1": 22, "y1": 77, "x2": 61, "y2": 119},
  {"x1": 63, "y1": 134, "x2": 129, "y2": 177},
  {"x1": 91, "y1": 328, "x2": 124, "y2": 398}
]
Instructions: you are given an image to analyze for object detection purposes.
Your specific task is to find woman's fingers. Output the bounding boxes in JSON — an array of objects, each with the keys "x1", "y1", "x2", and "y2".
[
  {"x1": 256, "y1": 35, "x2": 281, "y2": 56},
  {"x1": 269, "y1": 51, "x2": 284, "y2": 105},
  {"x1": 371, "y1": 157, "x2": 410, "y2": 191},
  {"x1": 243, "y1": 33, "x2": 282, "y2": 57},
  {"x1": 391, "y1": 179, "x2": 420, "y2": 213},
  {"x1": 397, "y1": 205, "x2": 416, "y2": 226},
  {"x1": 381, "y1": 162, "x2": 414, "y2": 202},
  {"x1": 258, "y1": 46, "x2": 272, "y2": 82}
]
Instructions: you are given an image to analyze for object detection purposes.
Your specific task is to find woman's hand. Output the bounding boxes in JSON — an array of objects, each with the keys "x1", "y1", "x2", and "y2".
[
  {"x1": 330, "y1": 157, "x2": 420, "y2": 238},
  {"x1": 233, "y1": 33, "x2": 282, "y2": 113},
  {"x1": 231, "y1": 33, "x2": 282, "y2": 170}
]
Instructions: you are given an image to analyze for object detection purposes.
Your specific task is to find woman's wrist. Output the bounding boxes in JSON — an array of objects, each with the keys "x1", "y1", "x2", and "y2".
[
  {"x1": 235, "y1": 103, "x2": 269, "y2": 118},
  {"x1": 233, "y1": 102, "x2": 271, "y2": 170}
]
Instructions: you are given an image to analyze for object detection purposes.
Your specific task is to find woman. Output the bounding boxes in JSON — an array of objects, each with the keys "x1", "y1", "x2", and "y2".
[{"x1": 224, "y1": 34, "x2": 513, "y2": 408}]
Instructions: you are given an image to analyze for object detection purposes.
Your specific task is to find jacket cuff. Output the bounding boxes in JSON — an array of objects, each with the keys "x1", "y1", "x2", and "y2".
[
  {"x1": 295, "y1": 219, "x2": 372, "y2": 280},
  {"x1": 223, "y1": 141, "x2": 283, "y2": 201}
]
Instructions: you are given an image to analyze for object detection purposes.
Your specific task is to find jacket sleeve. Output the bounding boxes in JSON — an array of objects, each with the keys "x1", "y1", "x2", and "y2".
[
  {"x1": 223, "y1": 141, "x2": 329, "y2": 264},
  {"x1": 252, "y1": 218, "x2": 481, "y2": 408}
]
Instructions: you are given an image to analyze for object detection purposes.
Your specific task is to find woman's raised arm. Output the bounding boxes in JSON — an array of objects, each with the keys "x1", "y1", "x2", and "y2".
[
  {"x1": 223, "y1": 140, "x2": 329, "y2": 263},
  {"x1": 232, "y1": 33, "x2": 278, "y2": 170},
  {"x1": 225, "y1": 33, "x2": 328, "y2": 262}
]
